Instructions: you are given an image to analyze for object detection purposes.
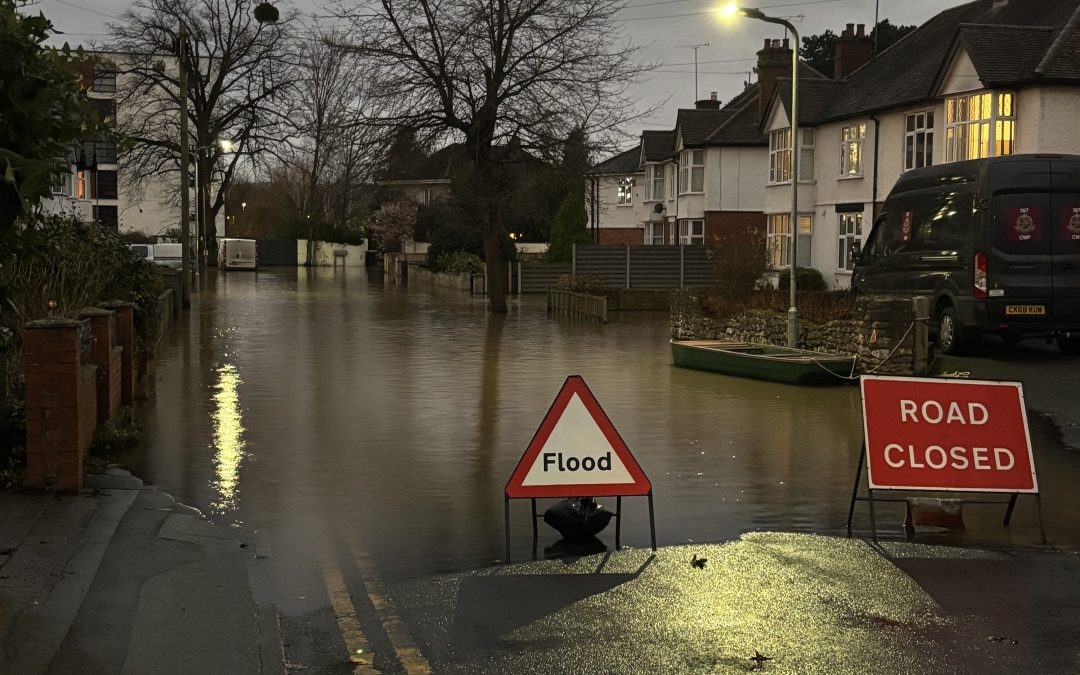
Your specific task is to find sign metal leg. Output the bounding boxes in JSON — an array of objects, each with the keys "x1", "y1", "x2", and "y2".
[
  {"x1": 1003, "y1": 492, "x2": 1019, "y2": 526},
  {"x1": 867, "y1": 488, "x2": 878, "y2": 543},
  {"x1": 531, "y1": 498, "x2": 538, "y2": 542},
  {"x1": 504, "y1": 495, "x2": 511, "y2": 563},
  {"x1": 847, "y1": 444, "x2": 866, "y2": 537},
  {"x1": 648, "y1": 491, "x2": 657, "y2": 551},
  {"x1": 615, "y1": 496, "x2": 622, "y2": 550}
]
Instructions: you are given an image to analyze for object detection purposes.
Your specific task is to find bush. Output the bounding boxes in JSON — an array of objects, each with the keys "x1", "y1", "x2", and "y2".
[
  {"x1": 90, "y1": 407, "x2": 141, "y2": 460},
  {"x1": 435, "y1": 251, "x2": 484, "y2": 274},
  {"x1": 777, "y1": 266, "x2": 828, "y2": 292},
  {"x1": 428, "y1": 220, "x2": 483, "y2": 267},
  {"x1": 546, "y1": 193, "x2": 591, "y2": 263},
  {"x1": 710, "y1": 225, "x2": 769, "y2": 292},
  {"x1": 554, "y1": 274, "x2": 606, "y2": 295}
]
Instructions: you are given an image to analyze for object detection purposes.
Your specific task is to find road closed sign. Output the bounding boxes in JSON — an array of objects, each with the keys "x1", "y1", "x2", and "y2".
[
  {"x1": 861, "y1": 376, "x2": 1038, "y2": 493},
  {"x1": 505, "y1": 376, "x2": 651, "y2": 498}
]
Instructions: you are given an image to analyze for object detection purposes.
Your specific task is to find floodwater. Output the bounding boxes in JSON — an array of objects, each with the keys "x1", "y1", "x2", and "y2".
[{"x1": 139, "y1": 268, "x2": 1080, "y2": 585}]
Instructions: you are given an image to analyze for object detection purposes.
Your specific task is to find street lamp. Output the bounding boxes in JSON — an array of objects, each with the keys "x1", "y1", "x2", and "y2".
[
  {"x1": 193, "y1": 138, "x2": 235, "y2": 275},
  {"x1": 723, "y1": 3, "x2": 802, "y2": 348}
]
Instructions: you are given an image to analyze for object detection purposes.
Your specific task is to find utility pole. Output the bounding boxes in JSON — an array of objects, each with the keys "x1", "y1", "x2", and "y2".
[
  {"x1": 177, "y1": 23, "x2": 192, "y2": 307},
  {"x1": 677, "y1": 43, "x2": 710, "y2": 101}
]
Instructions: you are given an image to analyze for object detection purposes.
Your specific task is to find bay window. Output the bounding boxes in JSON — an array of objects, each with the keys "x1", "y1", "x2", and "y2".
[
  {"x1": 679, "y1": 150, "x2": 704, "y2": 194},
  {"x1": 944, "y1": 91, "x2": 1015, "y2": 162},
  {"x1": 678, "y1": 219, "x2": 704, "y2": 245},
  {"x1": 769, "y1": 128, "x2": 791, "y2": 183}
]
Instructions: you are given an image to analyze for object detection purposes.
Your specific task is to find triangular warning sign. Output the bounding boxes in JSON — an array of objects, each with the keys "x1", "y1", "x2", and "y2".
[{"x1": 505, "y1": 376, "x2": 651, "y2": 498}]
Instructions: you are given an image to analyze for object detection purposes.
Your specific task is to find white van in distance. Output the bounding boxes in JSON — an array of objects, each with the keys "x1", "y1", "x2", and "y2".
[{"x1": 218, "y1": 238, "x2": 257, "y2": 270}]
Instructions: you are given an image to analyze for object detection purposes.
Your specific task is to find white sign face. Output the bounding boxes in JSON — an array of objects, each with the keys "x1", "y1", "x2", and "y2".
[{"x1": 520, "y1": 393, "x2": 636, "y2": 487}]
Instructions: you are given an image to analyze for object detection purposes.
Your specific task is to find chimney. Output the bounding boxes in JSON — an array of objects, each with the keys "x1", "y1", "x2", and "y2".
[
  {"x1": 756, "y1": 38, "x2": 792, "y2": 121},
  {"x1": 695, "y1": 91, "x2": 721, "y2": 109},
  {"x1": 833, "y1": 22, "x2": 874, "y2": 79}
]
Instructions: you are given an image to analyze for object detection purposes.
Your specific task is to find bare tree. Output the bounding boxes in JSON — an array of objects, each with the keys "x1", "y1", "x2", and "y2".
[
  {"x1": 333, "y1": 0, "x2": 650, "y2": 312},
  {"x1": 108, "y1": 0, "x2": 297, "y2": 258}
]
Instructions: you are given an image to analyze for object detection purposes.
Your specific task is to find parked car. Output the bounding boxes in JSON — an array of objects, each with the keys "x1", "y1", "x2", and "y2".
[
  {"x1": 153, "y1": 243, "x2": 183, "y2": 270},
  {"x1": 217, "y1": 238, "x2": 257, "y2": 270},
  {"x1": 130, "y1": 243, "x2": 154, "y2": 262},
  {"x1": 853, "y1": 154, "x2": 1080, "y2": 355}
]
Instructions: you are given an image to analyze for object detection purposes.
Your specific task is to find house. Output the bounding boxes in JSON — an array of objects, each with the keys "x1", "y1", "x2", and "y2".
[
  {"x1": 763, "y1": 0, "x2": 1080, "y2": 289},
  {"x1": 43, "y1": 52, "x2": 223, "y2": 241},
  {"x1": 591, "y1": 0, "x2": 1080, "y2": 288}
]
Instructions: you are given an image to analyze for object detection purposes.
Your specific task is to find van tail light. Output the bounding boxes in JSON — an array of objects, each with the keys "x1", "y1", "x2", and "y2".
[{"x1": 974, "y1": 251, "x2": 988, "y2": 299}]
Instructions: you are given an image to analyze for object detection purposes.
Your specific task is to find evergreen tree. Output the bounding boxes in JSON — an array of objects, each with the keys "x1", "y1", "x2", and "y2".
[{"x1": 546, "y1": 192, "x2": 591, "y2": 263}]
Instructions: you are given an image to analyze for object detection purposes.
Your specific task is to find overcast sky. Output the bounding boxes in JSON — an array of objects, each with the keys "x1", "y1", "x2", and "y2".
[{"x1": 35, "y1": 0, "x2": 971, "y2": 142}]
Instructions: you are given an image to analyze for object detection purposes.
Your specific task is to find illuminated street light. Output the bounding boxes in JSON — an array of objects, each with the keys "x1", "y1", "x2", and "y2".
[
  {"x1": 219, "y1": 138, "x2": 235, "y2": 153},
  {"x1": 723, "y1": 3, "x2": 801, "y2": 348}
]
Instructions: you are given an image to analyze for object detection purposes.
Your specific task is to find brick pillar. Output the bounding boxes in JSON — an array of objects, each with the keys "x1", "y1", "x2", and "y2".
[
  {"x1": 100, "y1": 300, "x2": 135, "y2": 406},
  {"x1": 23, "y1": 319, "x2": 95, "y2": 490},
  {"x1": 79, "y1": 307, "x2": 120, "y2": 426}
]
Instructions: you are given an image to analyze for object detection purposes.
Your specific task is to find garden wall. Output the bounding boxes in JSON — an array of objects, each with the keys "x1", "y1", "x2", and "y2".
[{"x1": 671, "y1": 291, "x2": 928, "y2": 376}]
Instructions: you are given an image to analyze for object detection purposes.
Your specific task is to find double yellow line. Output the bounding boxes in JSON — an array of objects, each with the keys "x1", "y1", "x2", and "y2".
[{"x1": 320, "y1": 531, "x2": 432, "y2": 674}]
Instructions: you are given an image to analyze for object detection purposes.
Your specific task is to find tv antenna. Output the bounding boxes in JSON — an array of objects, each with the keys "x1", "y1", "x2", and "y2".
[{"x1": 676, "y1": 43, "x2": 710, "y2": 101}]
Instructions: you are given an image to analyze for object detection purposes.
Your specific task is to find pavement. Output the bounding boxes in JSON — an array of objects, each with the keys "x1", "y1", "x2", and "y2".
[{"x1": 3, "y1": 471, "x2": 1080, "y2": 674}]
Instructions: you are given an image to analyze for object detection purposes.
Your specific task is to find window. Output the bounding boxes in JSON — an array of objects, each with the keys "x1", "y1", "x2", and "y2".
[
  {"x1": 645, "y1": 222, "x2": 665, "y2": 245},
  {"x1": 93, "y1": 205, "x2": 118, "y2": 230},
  {"x1": 679, "y1": 150, "x2": 704, "y2": 193},
  {"x1": 76, "y1": 170, "x2": 88, "y2": 199},
  {"x1": 769, "y1": 128, "x2": 791, "y2": 183},
  {"x1": 617, "y1": 178, "x2": 633, "y2": 205},
  {"x1": 667, "y1": 164, "x2": 675, "y2": 200},
  {"x1": 838, "y1": 212, "x2": 863, "y2": 270},
  {"x1": 92, "y1": 64, "x2": 117, "y2": 93},
  {"x1": 92, "y1": 99, "x2": 116, "y2": 127},
  {"x1": 95, "y1": 170, "x2": 118, "y2": 200},
  {"x1": 51, "y1": 170, "x2": 72, "y2": 196},
  {"x1": 797, "y1": 213, "x2": 813, "y2": 266},
  {"x1": 903, "y1": 111, "x2": 934, "y2": 171},
  {"x1": 799, "y1": 129, "x2": 814, "y2": 181},
  {"x1": 767, "y1": 213, "x2": 791, "y2": 268},
  {"x1": 679, "y1": 219, "x2": 704, "y2": 245},
  {"x1": 95, "y1": 140, "x2": 117, "y2": 165},
  {"x1": 840, "y1": 123, "x2": 867, "y2": 176},
  {"x1": 645, "y1": 165, "x2": 664, "y2": 201},
  {"x1": 945, "y1": 91, "x2": 1015, "y2": 162}
]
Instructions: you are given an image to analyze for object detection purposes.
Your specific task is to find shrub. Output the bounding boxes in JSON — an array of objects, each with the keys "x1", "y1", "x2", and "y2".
[
  {"x1": 709, "y1": 225, "x2": 769, "y2": 292},
  {"x1": 546, "y1": 193, "x2": 591, "y2": 263},
  {"x1": 777, "y1": 266, "x2": 828, "y2": 292},
  {"x1": 435, "y1": 251, "x2": 484, "y2": 274},
  {"x1": 428, "y1": 220, "x2": 483, "y2": 268},
  {"x1": 554, "y1": 274, "x2": 606, "y2": 295},
  {"x1": 90, "y1": 407, "x2": 141, "y2": 460}
]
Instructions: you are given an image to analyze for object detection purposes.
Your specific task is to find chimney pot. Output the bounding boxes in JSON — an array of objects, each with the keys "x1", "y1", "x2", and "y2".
[
  {"x1": 710, "y1": 91, "x2": 717, "y2": 101},
  {"x1": 781, "y1": 38, "x2": 789, "y2": 49},
  {"x1": 763, "y1": 38, "x2": 771, "y2": 49},
  {"x1": 846, "y1": 23, "x2": 855, "y2": 32},
  {"x1": 856, "y1": 23, "x2": 865, "y2": 37}
]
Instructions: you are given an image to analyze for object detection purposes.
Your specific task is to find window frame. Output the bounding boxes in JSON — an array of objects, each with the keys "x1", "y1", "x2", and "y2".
[
  {"x1": 944, "y1": 90, "x2": 1016, "y2": 162},
  {"x1": 92, "y1": 64, "x2": 117, "y2": 94},
  {"x1": 903, "y1": 111, "x2": 935, "y2": 172},
  {"x1": 616, "y1": 178, "x2": 633, "y2": 206},
  {"x1": 837, "y1": 212, "x2": 864, "y2": 271},
  {"x1": 767, "y1": 213, "x2": 791, "y2": 269},
  {"x1": 667, "y1": 164, "x2": 675, "y2": 200},
  {"x1": 769, "y1": 128, "x2": 792, "y2": 184},
  {"x1": 798, "y1": 128, "x2": 815, "y2": 182},
  {"x1": 645, "y1": 222, "x2": 665, "y2": 246},
  {"x1": 678, "y1": 219, "x2": 705, "y2": 246},
  {"x1": 678, "y1": 150, "x2": 704, "y2": 195},
  {"x1": 645, "y1": 164, "x2": 664, "y2": 202},
  {"x1": 840, "y1": 123, "x2": 867, "y2": 177}
]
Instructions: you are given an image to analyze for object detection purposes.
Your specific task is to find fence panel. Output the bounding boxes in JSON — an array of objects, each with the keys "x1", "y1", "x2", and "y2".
[
  {"x1": 628, "y1": 246, "x2": 682, "y2": 288},
  {"x1": 682, "y1": 247, "x2": 715, "y2": 286},
  {"x1": 575, "y1": 245, "x2": 628, "y2": 288},
  {"x1": 520, "y1": 262, "x2": 572, "y2": 293},
  {"x1": 257, "y1": 239, "x2": 298, "y2": 266}
]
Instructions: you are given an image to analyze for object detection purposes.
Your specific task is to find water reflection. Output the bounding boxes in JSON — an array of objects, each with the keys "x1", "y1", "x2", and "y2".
[{"x1": 211, "y1": 362, "x2": 246, "y2": 514}]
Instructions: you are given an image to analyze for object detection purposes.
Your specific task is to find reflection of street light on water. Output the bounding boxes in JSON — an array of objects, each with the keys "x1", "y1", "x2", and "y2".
[
  {"x1": 719, "y1": 3, "x2": 801, "y2": 347},
  {"x1": 211, "y1": 362, "x2": 245, "y2": 514}
]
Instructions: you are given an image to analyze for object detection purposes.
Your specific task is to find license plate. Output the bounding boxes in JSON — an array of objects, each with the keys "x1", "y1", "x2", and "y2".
[{"x1": 1005, "y1": 304, "x2": 1046, "y2": 316}]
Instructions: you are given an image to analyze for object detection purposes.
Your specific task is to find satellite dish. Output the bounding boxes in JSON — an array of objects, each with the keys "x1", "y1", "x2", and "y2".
[{"x1": 653, "y1": 203, "x2": 665, "y2": 214}]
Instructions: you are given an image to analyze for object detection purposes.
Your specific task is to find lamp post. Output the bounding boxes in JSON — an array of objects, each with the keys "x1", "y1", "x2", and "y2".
[
  {"x1": 724, "y1": 4, "x2": 801, "y2": 348},
  {"x1": 192, "y1": 138, "x2": 235, "y2": 276}
]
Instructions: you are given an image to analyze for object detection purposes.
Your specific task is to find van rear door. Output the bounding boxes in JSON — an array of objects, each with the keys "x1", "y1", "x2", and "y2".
[
  {"x1": 987, "y1": 159, "x2": 1053, "y2": 325},
  {"x1": 1051, "y1": 158, "x2": 1080, "y2": 326}
]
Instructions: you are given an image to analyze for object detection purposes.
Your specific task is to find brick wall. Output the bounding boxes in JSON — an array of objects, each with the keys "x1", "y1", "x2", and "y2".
[
  {"x1": 80, "y1": 308, "x2": 119, "y2": 426},
  {"x1": 598, "y1": 228, "x2": 643, "y2": 246}
]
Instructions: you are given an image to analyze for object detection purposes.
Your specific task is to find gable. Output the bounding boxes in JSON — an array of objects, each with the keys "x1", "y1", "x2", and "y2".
[
  {"x1": 939, "y1": 46, "x2": 983, "y2": 96},
  {"x1": 766, "y1": 98, "x2": 790, "y2": 133}
]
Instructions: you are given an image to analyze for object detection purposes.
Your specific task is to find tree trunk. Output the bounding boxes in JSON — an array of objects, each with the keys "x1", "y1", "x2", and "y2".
[{"x1": 483, "y1": 219, "x2": 507, "y2": 313}]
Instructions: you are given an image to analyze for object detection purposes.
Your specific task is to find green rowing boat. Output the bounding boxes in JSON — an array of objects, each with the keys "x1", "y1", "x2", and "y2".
[{"x1": 671, "y1": 340, "x2": 857, "y2": 386}]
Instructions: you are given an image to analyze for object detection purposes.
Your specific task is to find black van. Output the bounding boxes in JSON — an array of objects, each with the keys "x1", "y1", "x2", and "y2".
[{"x1": 853, "y1": 154, "x2": 1080, "y2": 355}]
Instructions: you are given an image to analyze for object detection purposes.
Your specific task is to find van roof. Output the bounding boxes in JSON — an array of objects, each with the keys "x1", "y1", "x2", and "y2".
[{"x1": 891, "y1": 153, "x2": 1080, "y2": 194}]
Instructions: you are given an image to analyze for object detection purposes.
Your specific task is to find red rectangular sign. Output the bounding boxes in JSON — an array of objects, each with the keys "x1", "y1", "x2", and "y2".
[{"x1": 860, "y1": 376, "x2": 1038, "y2": 493}]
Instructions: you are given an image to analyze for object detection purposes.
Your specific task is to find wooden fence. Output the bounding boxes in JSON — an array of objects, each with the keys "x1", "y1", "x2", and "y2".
[{"x1": 548, "y1": 289, "x2": 608, "y2": 323}]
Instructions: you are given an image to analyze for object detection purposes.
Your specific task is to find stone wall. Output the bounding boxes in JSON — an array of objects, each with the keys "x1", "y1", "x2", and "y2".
[{"x1": 671, "y1": 291, "x2": 927, "y2": 376}]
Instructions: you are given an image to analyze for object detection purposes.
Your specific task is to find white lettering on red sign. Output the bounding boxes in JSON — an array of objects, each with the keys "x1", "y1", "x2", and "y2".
[{"x1": 860, "y1": 376, "x2": 1038, "y2": 493}]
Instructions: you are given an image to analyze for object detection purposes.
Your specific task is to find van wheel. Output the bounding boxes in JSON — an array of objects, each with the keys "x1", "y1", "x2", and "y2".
[
  {"x1": 937, "y1": 305, "x2": 969, "y2": 355},
  {"x1": 1059, "y1": 336, "x2": 1080, "y2": 355}
]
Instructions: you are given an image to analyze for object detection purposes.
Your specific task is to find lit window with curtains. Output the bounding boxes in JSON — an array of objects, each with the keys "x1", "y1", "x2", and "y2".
[
  {"x1": 837, "y1": 213, "x2": 863, "y2": 271},
  {"x1": 769, "y1": 128, "x2": 791, "y2": 183},
  {"x1": 767, "y1": 214, "x2": 791, "y2": 268},
  {"x1": 945, "y1": 91, "x2": 1015, "y2": 161},
  {"x1": 840, "y1": 123, "x2": 866, "y2": 175},
  {"x1": 617, "y1": 178, "x2": 633, "y2": 205}
]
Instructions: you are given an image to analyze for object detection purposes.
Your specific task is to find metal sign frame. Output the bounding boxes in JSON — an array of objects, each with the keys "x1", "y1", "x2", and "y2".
[{"x1": 504, "y1": 493, "x2": 656, "y2": 561}]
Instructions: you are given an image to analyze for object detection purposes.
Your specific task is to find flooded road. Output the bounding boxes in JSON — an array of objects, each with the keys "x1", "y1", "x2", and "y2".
[{"x1": 139, "y1": 267, "x2": 1080, "y2": 588}]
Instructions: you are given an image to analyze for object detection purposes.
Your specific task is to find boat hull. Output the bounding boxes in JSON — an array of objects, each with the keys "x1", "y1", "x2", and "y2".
[{"x1": 671, "y1": 340, "x2": 856, "y2": 386}]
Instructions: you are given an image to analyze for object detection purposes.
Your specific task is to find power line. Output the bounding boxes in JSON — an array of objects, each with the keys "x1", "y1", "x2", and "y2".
[{"x1": 51, "y1": 0, "x2": 122, "y2": 20}]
